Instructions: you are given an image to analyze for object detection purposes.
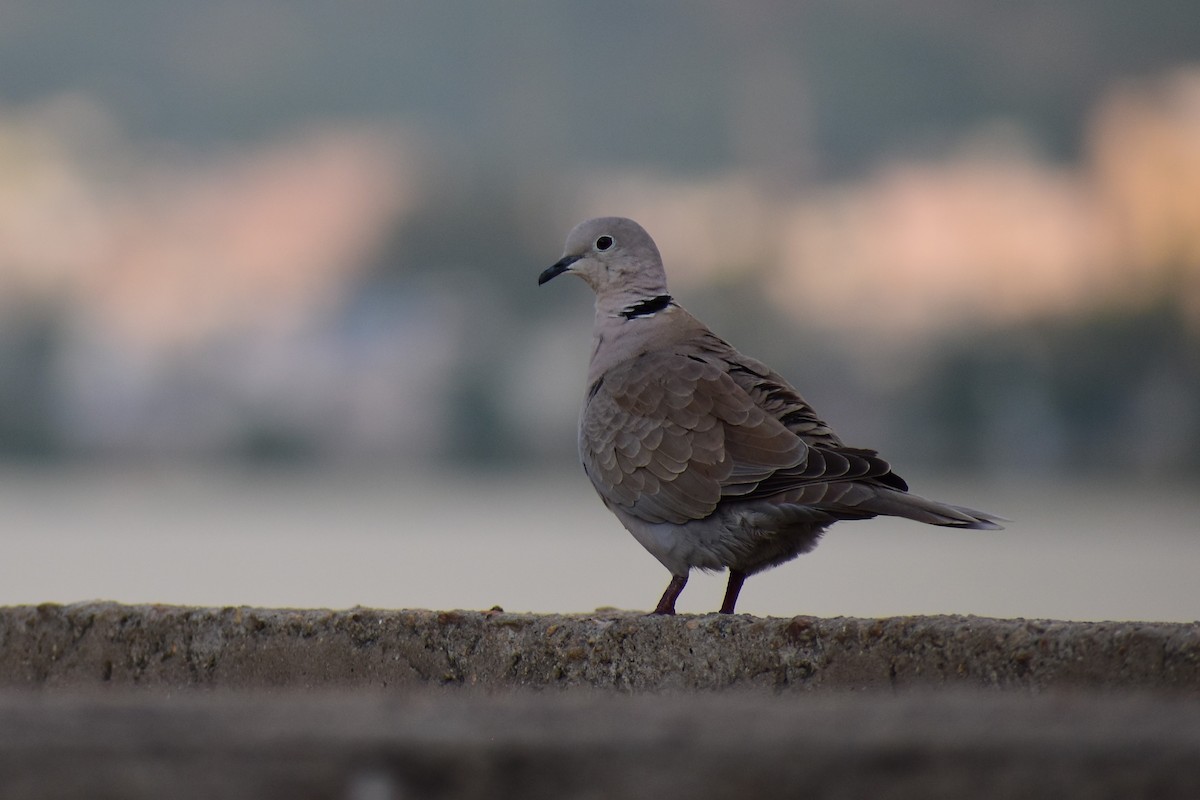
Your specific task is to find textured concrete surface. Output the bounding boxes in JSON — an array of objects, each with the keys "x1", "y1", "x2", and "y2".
[
  {"x1": 1, "y1": 603, "x2": 1197, "y2": 691},
  {"x1": 2, "y1": 604, "x2": 1198, "y2": 799}
]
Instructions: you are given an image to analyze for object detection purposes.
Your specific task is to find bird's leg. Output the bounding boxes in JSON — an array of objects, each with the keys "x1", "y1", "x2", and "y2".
[
  {"x1": 650, "y1": 574, "x2": 688, "y2": 615},
  {"x1": 719, "y1": 569, "x2": 747, "y2": 615}
]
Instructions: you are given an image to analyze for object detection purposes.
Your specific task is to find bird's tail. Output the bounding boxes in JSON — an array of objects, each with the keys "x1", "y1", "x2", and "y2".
[{"x1": 861, "y1": 489, "x2": 1006, "y2": 530}]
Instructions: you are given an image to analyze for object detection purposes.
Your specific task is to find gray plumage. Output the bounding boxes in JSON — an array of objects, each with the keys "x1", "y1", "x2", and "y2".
[{"x1": 538, "y1": 216, "x2": 1003, "y2": 615}]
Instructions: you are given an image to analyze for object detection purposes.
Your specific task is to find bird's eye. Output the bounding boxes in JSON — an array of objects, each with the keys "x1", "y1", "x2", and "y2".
[{"x1": 595, "y1": 235, "x2": 614, "y2": 251}]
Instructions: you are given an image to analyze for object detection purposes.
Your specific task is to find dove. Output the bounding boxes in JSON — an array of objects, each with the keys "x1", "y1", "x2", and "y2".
[{"x1": 538, "y1": 216, "x2": 1003, "y2": 615}]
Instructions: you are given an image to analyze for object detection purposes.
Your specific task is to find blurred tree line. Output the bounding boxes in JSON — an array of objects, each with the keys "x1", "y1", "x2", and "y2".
[
  {"x1": 909, "y1": 291, "x2": 1199, "y2": 477},
  {"x1": 2, "y1": 2, "x2": 1200, "y2": 478}
]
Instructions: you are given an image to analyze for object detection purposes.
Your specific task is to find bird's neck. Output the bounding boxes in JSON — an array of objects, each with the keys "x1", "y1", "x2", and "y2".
[
  {"x1": 587, "y1": 299, "x2": 696, "y2": 384},
  {"x1": 594, "y1": 287, "x2": 674, "y2": 321},
  {"x1": 617, "y1": 293, "x2": 674, "y2": 319}
]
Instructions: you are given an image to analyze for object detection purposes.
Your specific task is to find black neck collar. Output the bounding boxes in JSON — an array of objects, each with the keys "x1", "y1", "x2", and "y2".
[{"x1": 619, "y1": 294, "x2": 674, "y2": 319}]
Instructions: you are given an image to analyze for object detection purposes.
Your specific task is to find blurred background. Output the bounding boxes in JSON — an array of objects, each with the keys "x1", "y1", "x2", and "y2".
[{"x1": 1, "y1": 2, "x2": 1197, "y2": 619}]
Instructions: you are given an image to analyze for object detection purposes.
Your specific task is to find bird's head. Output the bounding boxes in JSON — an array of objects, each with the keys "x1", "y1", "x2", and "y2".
[{"x1": 538, "y1": 217, "x2": 669, "y2": 299}]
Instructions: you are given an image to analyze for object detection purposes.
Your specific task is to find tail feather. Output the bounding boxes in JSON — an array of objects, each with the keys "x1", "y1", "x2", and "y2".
[{"x1": 861, "y1": 489, "x2": 1006, "y2": 530}]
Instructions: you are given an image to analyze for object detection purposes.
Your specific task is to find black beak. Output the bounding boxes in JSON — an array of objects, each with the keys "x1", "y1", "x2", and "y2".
[{"x1": 538, "y1": 254, "x2": 581, "y2": 285}]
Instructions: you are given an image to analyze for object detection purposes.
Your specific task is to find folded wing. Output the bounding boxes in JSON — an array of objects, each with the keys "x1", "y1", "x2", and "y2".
[{"x1": 581, "y1": 350, "x2": 903, "y2": 525}]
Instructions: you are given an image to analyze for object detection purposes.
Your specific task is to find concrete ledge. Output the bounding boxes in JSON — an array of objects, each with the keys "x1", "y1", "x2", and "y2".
[
  {"x1": 1, "y1": 603, "x2": 1197, "y2": 691},
  {"x1": 3, "y1": 605, "x2": 1199, "y2": 798}
]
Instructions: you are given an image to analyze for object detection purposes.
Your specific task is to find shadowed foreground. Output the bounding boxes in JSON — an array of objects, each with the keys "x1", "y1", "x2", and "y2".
[
  {"x1": 1, "y1": 691, "x2": 1198, "y2": 800},
  {"x1": 1, "y1": 603, "x2": 1198, "y2": 799}
]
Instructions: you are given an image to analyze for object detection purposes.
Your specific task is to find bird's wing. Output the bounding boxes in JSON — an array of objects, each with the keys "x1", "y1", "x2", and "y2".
[
  {"x1": 696, "y1": 331, "x2": 910, "y2": 492},
  {"x1": 692, "y1": 331, "x2": 847, "y2": 448},
  {"x1": 581, "y1": 348, "x2": 901, "y2": 525}
]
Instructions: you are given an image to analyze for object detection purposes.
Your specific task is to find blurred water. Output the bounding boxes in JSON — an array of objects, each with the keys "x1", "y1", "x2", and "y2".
[{"x1": 0, "y1": 467, "x2": 1196, "y2": 622}]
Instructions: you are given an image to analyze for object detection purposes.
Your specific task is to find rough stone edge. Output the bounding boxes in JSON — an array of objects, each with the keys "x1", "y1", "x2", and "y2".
[{"x1": 1, "y1": 602, "x2": 1196, "y2": 692}]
